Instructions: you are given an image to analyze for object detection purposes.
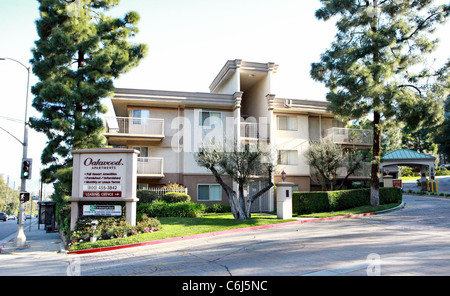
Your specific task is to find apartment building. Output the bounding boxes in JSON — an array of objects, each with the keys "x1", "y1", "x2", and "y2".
[{"x1": 103, "y1": 59, "x2": 372, "y2": 211}]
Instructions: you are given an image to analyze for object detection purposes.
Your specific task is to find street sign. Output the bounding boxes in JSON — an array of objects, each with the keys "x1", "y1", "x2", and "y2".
[
  {"x1": 393, "y1": 179, "x2": 402, "y2": 189},
  {"x1": 20, "y1": 192, "x2": 30, "y2": 203}
]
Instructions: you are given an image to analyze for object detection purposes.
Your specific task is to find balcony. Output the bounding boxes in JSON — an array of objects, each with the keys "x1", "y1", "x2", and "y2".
[
  {"x1": 240, "y1": 122, "x2": 270, "y2": 142},
  {"x1": 136, "y1": 157, "x2": 164, "y2": 179},
  {"x1": 324, "y1": 128, "x2": 373, "y2": 147},
  {"x1": 104, "y1": 117, "x2": 165, "y2": 144},
  {"x1": 336, "y1": 162, "x2": 371, "y2": 179}
]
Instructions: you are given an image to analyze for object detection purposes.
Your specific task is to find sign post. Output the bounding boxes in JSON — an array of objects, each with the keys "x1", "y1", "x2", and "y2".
[{"x1": 69, "y1": 148, "x2": 139, "y2": 231}]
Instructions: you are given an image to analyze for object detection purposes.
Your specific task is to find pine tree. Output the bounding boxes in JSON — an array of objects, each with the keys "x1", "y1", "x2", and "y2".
[
  {"x1": 30, "y1": 0, "x2": 148, "y2": 183},
  {"x1": 311, "y1": 0, "x2": 450, "y2": 206}
]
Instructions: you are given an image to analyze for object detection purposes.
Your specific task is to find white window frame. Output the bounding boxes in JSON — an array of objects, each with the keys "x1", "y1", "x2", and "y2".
[
  {"x1": 277, "y1": 115, "x2": 297, "y2": 131},
  {"x1": 278, "y1": 150, "x2": 298, "y2": 165},
  {"x1": 200, "y1": 111, "x2": 222, "y2": 128},
  {"x1": 197, "y1": 184, "x2": 222, "y2": 201}
]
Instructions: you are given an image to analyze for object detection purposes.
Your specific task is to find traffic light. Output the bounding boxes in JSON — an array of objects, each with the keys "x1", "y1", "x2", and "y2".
[{"x1": 21, "y1": 158, "x2": 32, "y2": 180}]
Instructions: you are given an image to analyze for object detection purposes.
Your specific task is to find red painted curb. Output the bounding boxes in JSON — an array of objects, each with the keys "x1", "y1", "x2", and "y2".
[{"x1": 67, "y1": 212, "x2": 376, "y2": 255}]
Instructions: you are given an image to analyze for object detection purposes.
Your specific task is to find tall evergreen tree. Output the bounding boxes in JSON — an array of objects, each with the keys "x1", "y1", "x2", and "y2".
[
  {"x1": 30, "y1": 0, "x2": 148, "y2": 183},
  {"x1": 311, "y1": 0, "x2": 449, "y2": 206},
  {"x1": 436, "y1": 96, "x2": 450, "y2": 161}
]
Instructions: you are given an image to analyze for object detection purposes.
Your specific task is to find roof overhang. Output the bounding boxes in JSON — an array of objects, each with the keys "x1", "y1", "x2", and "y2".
[{"x1": 111, "y1": 88, "x2": 236, "y2": 115}]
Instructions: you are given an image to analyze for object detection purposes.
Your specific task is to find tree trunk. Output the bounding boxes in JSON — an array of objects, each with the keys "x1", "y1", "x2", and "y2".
[
  {"x1": 370, "y1": 2, "x2": 381, "y2": 208},
  {"x1": 371, "y1": 111, "x2": 381, "y2": 207},
  {"x1": 210, "y1": 166, "x2": 246, "y2": 219}
]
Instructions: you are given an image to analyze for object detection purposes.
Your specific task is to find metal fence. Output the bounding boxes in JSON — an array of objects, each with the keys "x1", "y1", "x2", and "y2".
[
  {"x1": 145, "y1": 187, "x2": 189, "y2": 197},
  {"x1": 324, "y1": 128, "x2": 373, "y2": 145},
  {"x1": 105, "y1": 117, "x2": 164, "y2": 136},
  {"x1": 136, "y1": 157, "x2": 164, "y2": 175}
]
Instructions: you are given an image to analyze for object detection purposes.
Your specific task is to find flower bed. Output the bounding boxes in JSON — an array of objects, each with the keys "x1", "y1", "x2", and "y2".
[{"x1": 69, "y1": 215, "x2": 160, "y2": 247}]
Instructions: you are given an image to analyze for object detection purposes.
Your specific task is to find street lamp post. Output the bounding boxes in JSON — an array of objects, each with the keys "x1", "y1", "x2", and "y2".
[{"x1": 0, "y1": 57, "x2": 31, "y2": 247}]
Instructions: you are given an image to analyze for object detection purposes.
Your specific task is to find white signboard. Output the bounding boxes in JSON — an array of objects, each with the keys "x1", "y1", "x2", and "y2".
[
  {"x1": 83, "y1": 205, "x2": 122, "y2": 217},
  {"x1": 79, "y1": 154, "x2": 127, "y2": 198}
]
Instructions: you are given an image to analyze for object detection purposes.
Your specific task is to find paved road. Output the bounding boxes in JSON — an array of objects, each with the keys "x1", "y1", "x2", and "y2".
[
  {"x1": 70, "y1": 195, "x2": 450, "y2": 277},
  {"x1": 403, "y1": 176, "x2": 450, "y2": 194},
  {"x1": 0, "y1": 219, "x2": 18, "y2": 243},
  {"x1": 0, "y1": 217, "x2": 39, "y2": 247}
]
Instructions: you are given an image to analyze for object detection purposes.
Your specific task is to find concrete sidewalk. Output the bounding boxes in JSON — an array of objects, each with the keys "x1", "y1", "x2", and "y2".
[{"x1": 0, "y1": 222, "x2": 70, "y2": 276}]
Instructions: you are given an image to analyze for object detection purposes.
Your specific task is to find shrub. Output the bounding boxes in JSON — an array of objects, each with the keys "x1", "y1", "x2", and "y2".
[
  {"x1": 293, "y1": 187, "x2": 402, "y2": 215},
  {"x1": 436, "y1": 168, "x2": 450, "y2": 176},
  {"x1": 161, "y1": 182, "x2": 187, "y2": 192},
  {"x1": 70, "y1": 215, "x2": 161, "y2": 245},
  {"x1": 292, "y1": 191, "x2": 329, "y2": 214},
  {"x1": 327, "y1": 189, "x2": 370, "y2": 211},
  {"x1": 137, "y1": 190, "x2": 160, "y2": 204},
  {"x1": 379, "y1": 187, "x2": 402, "y2": 204},
  {"x1": 162, "y1": 192, "x2": 191, "y2": 203},
  {"x1": 137, "y1": 201, "x2": 205, "y2": 218},
  {"x1": 204, "y1": 203, "x2": 231, "y2": 213}
]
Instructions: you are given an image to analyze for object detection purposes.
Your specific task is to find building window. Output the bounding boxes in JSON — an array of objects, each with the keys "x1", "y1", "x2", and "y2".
[
  {"x1": 198, "y1": 184, "x2": 222, "y2": 201},
  {"x1": 200, "y1": 111, "x2": 223, "y2": 144},
  {"x1": 332, "y1": 120, "x2": 346, "y2": 128},
  {"x1": 132, "y1": 109, "x2": 150, "y2": 125},
  {"x1": 277, "y1": 116, "x2": 297, "y2": 131},
  {"x1": 132, "y1": 146, "x2": 149, "y2": 161},
  {"x1": 278, "y1": 150, "x2": 298, "y2": 165},
  {"x1": 200, "y1": 111, "x2": 222, "y2": 128},
  {"x1": 137, "y1": 184, "x2": 148, "y2": 190}
]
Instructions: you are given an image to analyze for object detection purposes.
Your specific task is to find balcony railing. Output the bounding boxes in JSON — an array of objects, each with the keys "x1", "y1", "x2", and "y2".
[
  {"x1": 240, "y1": 122, "x2": 269, "y2": 141},
  {"x1": 324, "y1": 128, "x2": 373, "y2": 146},
  {"x1": 136, "y1": 157, "x2": 164, "y2": 177},
  {"x1": 104, "y1": 117, "x2": 164, "y2": 137}
]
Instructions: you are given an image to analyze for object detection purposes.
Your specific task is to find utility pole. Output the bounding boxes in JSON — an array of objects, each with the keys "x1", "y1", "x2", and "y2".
[{"x1": 0, "y1": 57, "x2": 31, "y2": 247}]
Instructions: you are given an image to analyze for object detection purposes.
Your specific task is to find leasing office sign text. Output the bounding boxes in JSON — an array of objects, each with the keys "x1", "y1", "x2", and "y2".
[{"x1": 79, "y1": 155, "x2": 126, "y2": 198}]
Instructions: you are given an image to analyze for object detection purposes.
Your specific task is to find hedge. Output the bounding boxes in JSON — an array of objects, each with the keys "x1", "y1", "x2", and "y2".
[
  {"x1": 162, "y1": 192, "x2": 191, "y2": 203},
  {"x1": 137, "y1": 201, "x2": 205, "y2": 218},
  {"x1": 137, "y1": 190, "x2": 160, "y2": 204},
  {"x1": 293, "y1": 187, "x2": 402, "y2": 215}
]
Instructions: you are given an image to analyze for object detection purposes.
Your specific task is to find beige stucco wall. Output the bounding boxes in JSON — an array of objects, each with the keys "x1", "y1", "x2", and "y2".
[
  {"x1": 182, "y1": 108, "x2": 235, "y2": 175},
  {"x1": 274, "y1": 113, "x2": 310, "y2": 176}
]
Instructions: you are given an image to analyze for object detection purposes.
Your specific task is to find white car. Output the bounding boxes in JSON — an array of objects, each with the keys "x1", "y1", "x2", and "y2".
[{"x1": 8, "y1": 214, "x2": 16, "y2": 220}]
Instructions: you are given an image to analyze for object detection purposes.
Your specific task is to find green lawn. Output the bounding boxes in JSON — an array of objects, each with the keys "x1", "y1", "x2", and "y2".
[
  {"x1": 68, "y1": 213, "x2": 296, "y2": 251},
  {"x1": 295, "y1": 202, "x2": 401, "y2": 218},
  {"x1": 399, "y1": 176, "x2": 420, "y2": 181},
  {"x1": 69, "y1": 203, "x2": 402, "y2": 251}
]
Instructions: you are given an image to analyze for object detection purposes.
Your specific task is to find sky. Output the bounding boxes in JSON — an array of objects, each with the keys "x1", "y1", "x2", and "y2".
[{"x1": 0, "y1": 0, "x2": 449, "y2": 195}]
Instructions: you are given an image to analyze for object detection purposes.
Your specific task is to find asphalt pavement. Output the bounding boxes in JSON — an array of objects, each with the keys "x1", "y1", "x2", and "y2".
[{"x1": 402, "y1": 175, "x2": 450, "y2": 194}]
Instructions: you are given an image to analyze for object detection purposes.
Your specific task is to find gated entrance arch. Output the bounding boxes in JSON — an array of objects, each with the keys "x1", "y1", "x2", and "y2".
[{"x1": 381, "y1": 149, "x2": 436, "y2": 191}]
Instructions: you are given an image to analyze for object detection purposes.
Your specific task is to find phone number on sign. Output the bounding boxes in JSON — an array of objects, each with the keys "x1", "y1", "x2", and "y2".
[{"x1": 83, "y1": 185, "x2": 122, "y2": 191}]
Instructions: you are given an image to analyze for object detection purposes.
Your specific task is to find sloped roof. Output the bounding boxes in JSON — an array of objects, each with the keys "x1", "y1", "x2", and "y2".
[{"x1": 383, "y1": 149, "x2": 435, "y2": 160}]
